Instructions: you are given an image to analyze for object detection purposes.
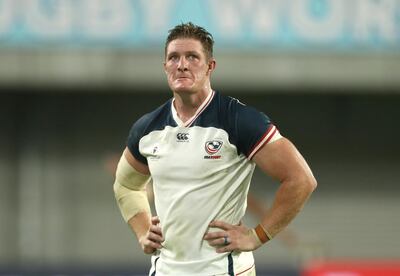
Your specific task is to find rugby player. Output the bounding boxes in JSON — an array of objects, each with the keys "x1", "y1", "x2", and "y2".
[{"x1": 113, "y1": 22, "x2": 317, "y2": 276}]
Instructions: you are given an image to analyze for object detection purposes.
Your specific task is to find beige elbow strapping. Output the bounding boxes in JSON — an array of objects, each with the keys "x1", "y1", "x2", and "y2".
[{"x1": 113, "y1": 154, "x2": 151, "y2": 222}]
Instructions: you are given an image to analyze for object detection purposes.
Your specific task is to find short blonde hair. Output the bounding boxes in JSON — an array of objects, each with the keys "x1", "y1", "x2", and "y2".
[{"x1": 165, "y1": 22, "x2": 214, "y2": 60}]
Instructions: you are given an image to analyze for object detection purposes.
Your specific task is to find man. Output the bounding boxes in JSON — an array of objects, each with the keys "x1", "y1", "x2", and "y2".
[{"x1": 113, "y1": 22, "x2": 317, "y2": 276}]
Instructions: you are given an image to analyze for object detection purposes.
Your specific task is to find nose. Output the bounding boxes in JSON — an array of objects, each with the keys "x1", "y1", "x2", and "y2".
[{"x1": 177, "y1": 56, "x2": 188, "y2": 71}]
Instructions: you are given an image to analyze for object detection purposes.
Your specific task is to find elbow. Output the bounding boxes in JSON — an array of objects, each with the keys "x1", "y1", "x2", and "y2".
[
  {"x1": 306, "y1": 175, "x2": 317, "y2": 193},
  {"x1": 311, "y1": 177, "x2": 318, "y2": 191},
  {"x1": 295, "y1": 174, "x2": 317, "y2": 194},
  {"x1": 283, "y1": 173, "x2": 317, "y2": 194}
]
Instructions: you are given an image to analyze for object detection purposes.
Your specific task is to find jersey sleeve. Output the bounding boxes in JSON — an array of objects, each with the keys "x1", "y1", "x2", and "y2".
[
  {"x1": 235, "y1": 102, "x2": 281, "y2": 160},
  {"x1": 126, "y1": 116, "x2": 148, "y2": 165}
]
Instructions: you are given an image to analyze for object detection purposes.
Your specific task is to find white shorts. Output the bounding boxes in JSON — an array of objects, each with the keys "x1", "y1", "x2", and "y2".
[
  {"x1": 214, "y1": 263, "x2": 256, "y2": 276},
  {"x1": 149, "y1": 251, "x2": 255, "y2": 276}
]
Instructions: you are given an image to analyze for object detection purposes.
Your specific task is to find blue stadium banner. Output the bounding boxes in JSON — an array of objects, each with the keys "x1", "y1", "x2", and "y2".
[{"x1": 0, "y1": 0, "x2": 399, "y2": 50}]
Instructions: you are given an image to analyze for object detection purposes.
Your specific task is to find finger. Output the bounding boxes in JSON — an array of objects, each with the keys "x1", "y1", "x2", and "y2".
[
  {"x1": 148, "y1": 231, "x2": 164, "y2": 243},
  {"x1": 209, "y1": 220, "x2": 234, "y2": 230},
  {"x1": 145, "y1": 239, "x2": 163, "y2": 250},
  {"x1": 216, "y1": 245, "x2": 234, "y2": 253},
  {"x1": 151, "y1": 216, "x2": 160, "y2": 225},
  {"x1": 203, "y1": 231, "x2": 226, "y2": 240},
  {"x1": 207, "y1": 237, "x2": 227, "y2": 247},
  {"x1": 150, "y1": 225, "x2": 163, "y2": 236},
  {"x1": 143, "y1": 247, "x2": 156, "y2": 255}
]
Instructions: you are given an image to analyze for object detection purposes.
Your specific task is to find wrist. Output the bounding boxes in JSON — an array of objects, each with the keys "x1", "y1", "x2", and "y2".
[
  {"x1": 250, "y1": 228, "x2": 263, "y2": 247},
  {"x1": 254, "y1": 224, "x2": 273, "y2": 244}
]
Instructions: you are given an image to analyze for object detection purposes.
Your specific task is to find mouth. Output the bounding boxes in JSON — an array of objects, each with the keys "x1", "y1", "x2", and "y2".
[
  {"x1": 175, "y1": 77, "x2": 192, "y2": 83},
  {"x1": 176, "y1": 74, "x2": 191, "y2": 79}
]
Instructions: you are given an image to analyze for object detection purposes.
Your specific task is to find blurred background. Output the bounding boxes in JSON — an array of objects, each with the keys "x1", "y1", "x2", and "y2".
[{"x1": 1, "y1": 1, "x2": 400, "y2": 275}]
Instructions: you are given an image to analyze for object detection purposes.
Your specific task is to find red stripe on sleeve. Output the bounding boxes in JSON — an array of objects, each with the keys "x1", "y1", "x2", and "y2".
[{"x1": 247, "y1": 125, "x2": 277, "y2": 160}]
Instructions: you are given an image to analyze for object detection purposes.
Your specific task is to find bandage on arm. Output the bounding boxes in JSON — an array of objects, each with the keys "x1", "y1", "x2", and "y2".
[{"x1": 113, "y1": 153, "x2": 151, "y2": 222}]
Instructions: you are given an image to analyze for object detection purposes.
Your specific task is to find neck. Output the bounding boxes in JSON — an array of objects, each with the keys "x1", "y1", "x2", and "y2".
[{"x1": 173, "y1": 87, "x2": 212, "y2": 122}]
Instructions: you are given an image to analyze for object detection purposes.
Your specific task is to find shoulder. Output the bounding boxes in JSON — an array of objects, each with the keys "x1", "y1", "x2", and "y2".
[
  {"x1": 126, "y1": 99, "x2": 174, "y2": 165},
  {"x1": 215, "y1": 93, "x2": 279, "y2": 158},
  {"x1": 214, "y1": 92, "x2": 271, "y2": 130},
  {"x1": 215, "y1": 92, "x2": 262, "y2": 119},
  {"x1": 130, "y1": 99, "x2": 173, "y2": 136},
  {"x1": 214, "y1": 92, "x2": 243, "y2": 111}
]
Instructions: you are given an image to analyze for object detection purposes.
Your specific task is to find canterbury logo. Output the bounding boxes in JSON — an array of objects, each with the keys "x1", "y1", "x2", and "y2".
[{"x1": 177, "y1": 133, "x2": 189, "y2": 141}]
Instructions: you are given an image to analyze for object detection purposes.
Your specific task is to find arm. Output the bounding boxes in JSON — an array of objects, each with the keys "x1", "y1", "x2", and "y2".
[
  {"x1": 252, "y1": 137, "x2": 317, "y2": 239},
  {"x1": 204, "y1": 137, "x2": 316, "y2": 252},
  {"x1": 114, "y1": 147, "x2": 164, "y2": 254}
]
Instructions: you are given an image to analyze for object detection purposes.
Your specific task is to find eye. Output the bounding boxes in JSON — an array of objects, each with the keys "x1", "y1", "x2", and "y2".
[
  {"x1": 168, "y1": 54, "x2": 179, "y2": 62},
  {"x1": 187, "y1": 54, "x2": 198, "y2": 61}
]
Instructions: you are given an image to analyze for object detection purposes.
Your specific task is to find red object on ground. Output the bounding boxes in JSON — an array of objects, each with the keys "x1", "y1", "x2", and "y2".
[{"x1": 302, "y1": 260, "x2": 400, "y2": 276}]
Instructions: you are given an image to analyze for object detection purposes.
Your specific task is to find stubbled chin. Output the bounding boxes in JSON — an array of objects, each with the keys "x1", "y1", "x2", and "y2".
[{"x1": 173, "y1": 86, "x2": 194, "y2": 94}]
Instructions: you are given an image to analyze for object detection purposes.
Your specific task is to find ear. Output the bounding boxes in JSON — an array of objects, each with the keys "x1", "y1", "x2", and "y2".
[
  {"x1": 207, "y1": 59, "x2": 216, "y2": 73},
  {"x1": 163, "y1": 62, "x2": 167, "y2": 74}
]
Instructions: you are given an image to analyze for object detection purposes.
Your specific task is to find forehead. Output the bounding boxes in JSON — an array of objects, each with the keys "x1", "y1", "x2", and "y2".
[{"x1": 166, "y1": 38, "x2": 205, "y2": 55}]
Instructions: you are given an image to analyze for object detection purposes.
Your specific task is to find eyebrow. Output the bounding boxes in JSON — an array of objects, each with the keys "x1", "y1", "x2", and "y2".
[
  {"x1": 167, "y1": 50, "x2": 201, "y2": 58},
  {"x1": 186, "y1": 51, "x2": 200, "y2": 56}
]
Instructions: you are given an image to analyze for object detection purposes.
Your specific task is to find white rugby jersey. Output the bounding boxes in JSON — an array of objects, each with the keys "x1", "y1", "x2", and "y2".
[{"x1": 127, "y1": 91, "x2": 281, "y2": 276}]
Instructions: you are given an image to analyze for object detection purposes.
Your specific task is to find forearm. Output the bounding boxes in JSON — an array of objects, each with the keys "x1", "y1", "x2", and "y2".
[
  {"x1": 261, "y1": 177, "x2": 316, "y2": 238},
  {"x1": 128, "y1": 211, "x2": 152, "y2": 241},
  {"x1": 113, "y1": 151, "x2": 153, "y2": 240}
]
